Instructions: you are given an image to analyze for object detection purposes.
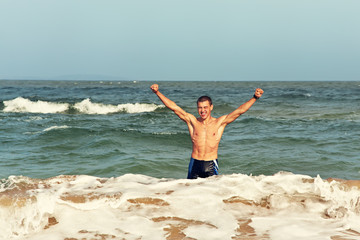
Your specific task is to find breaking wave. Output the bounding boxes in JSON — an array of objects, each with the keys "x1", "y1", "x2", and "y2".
[
  {"x1": 2, "y1": 97, "x2": 163, "y2": 114},
  {"x1": 1, "y1": 173, "x2": 360, "y2": 240}
]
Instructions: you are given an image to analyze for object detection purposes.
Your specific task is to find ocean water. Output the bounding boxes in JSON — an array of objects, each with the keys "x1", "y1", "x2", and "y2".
[{"x1": 1, "y1": 80, "x2": 360, "y2": 240}]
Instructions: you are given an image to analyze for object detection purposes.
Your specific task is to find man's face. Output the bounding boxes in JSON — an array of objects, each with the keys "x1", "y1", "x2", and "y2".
[{"x1": 197, "y1": 100, "x2": 213, "y2": 120}]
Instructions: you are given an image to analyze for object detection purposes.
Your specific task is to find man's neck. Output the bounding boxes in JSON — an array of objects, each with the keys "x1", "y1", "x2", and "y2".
[{"x1": 198, "y1": 115, "x2": 214, "y2": 124}]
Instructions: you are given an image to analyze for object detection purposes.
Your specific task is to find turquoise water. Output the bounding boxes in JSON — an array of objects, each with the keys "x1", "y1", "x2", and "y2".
[{"x1": 1, "y1": 80, "x2": 359, "y2": 180}]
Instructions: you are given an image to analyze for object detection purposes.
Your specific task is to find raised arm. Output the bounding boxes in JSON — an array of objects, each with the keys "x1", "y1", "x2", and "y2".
[
  {"x1": 150, "y1": 84, "x2": 192, "y2": 122},
  {"x1": 221, "y1": 88, "x2": 264, "y2": 126}
]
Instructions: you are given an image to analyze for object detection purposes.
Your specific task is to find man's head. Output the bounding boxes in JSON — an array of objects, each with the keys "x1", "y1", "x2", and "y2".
[
  {"x1": 197, "y1": 96, "x2": 212, "y2": 106},
  {"x1": 197, "y1": 96, "x2": 213, "y2": 120}
]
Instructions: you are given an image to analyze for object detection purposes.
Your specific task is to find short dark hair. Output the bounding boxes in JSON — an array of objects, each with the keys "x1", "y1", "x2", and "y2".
[{"x1": 197, "y1": 96, "x2": 212, "y2": 106}]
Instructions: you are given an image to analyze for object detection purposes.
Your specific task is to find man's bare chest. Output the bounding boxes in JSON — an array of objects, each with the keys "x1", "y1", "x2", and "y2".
[{"x1": 192, "y1": 122, "x2": 221, "y2": 141}]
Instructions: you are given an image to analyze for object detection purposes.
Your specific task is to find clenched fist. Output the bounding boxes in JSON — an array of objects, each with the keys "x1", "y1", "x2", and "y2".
[
  {"x1": 150, "y1": 84, "x2": 159, "y2": 93},
  {"x1": 254, "y1": 88, "x2": 264, "y2": 99}
]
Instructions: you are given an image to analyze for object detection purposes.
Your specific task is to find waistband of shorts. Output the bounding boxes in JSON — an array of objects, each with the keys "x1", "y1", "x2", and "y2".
[{"x1": 191, "y1": 157, "x2": 218, "y2": 162}]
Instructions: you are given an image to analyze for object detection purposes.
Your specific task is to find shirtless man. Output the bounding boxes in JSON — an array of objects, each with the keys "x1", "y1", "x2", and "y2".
[{"x1": 150, "y1": 84, "x2": 264, "y2": 179}]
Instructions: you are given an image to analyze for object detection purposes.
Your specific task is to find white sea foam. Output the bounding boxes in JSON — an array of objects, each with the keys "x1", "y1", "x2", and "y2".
[
  {"x1": 3, "y1": 97, "x2": 163, "y2": 115},
  {"x1": 1, "y1": 173, "x2": 359, "y2": 240},
  {"x1": 74, "y1": 98, "x2": 162, "y2": 114},
  {"x1": 3, "y1": 97, "x2": 69, "y2": 114},
  {"x1": 43, "y1": 125, "x2": 69, "y2": 132}
]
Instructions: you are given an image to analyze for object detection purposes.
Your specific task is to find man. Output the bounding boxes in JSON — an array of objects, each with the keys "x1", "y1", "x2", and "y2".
[{"x1": 150, "y1": 84, "x2": 264, "y2": 179}]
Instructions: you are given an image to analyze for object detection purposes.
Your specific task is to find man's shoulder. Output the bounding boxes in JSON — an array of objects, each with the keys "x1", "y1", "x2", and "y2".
[
  {"x1": 185, "y1": 113, "x2": 197, "y2": 122},
  {"x1": 216, "y1": 115, "x2": 230, "y2": 126},
  {"x1": 215, "y1": 115, "x2": 227, "y2": 121}
]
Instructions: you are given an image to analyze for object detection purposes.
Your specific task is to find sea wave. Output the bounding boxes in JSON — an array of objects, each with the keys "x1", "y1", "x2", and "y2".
[
  {"x1": 74, "y1": 98, "x2": 161, "y2": 114},
  {"x1": 2, "y1": 97, "x2": 163, "y2": 114},
  {"x1": 3, "y1": 97, "x2": 69, "y2": 114},
  {"x1": 0, "y1": 172, "x2": 359, "y2": 240},
  {"x1": 43, "y1": 125, "x2": 69, "y2": 132}
]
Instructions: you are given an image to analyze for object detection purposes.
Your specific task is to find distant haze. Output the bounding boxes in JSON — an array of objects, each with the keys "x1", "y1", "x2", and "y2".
[{"x1": 0, "y1": 0, "x2": 359, "y2": 81}]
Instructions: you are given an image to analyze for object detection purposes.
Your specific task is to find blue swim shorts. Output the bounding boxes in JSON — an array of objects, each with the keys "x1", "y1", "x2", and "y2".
[{"x1": 187, "y1": 157, "x2": 219, "y2": 179}]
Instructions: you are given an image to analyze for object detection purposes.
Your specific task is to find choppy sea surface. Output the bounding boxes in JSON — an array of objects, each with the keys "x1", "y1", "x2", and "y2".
[{"x1": 0, "y1": 80, "x2": 360, "y2": 240}]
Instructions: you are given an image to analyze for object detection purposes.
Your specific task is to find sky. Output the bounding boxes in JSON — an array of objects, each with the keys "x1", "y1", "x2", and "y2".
[{"x1": 0, "y1": 0, "x2": 359, "y2": 81}]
